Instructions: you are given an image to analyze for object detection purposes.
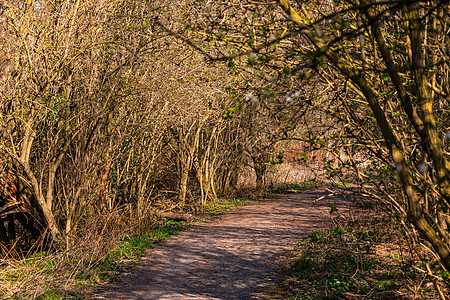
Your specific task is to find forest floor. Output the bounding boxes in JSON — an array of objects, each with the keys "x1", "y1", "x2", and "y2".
[{"x1": 91, "y1": 189, "x2": 352, "y2": 299}]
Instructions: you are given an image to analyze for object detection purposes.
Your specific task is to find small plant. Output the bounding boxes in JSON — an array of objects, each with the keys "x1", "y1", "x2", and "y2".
[
  {"x1": 308, "y1": 230, "x2": 327, "y2": 243},
  {"x1": 291, "y1": 257, "x2": 313, "y2": 273},
  {"x1": 331, "y1": 225, "x2": 345, "y2": 237},
  {"x1": 329, "y1": 204, "x2": 338, "y2": 214}
]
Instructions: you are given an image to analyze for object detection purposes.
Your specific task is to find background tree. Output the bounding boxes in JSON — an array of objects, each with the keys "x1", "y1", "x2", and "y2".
[
  {"x1": 0, "y1": 0, "x2": 249, "y2": 250},
  {"x1": 0, "y1": 0, "x2": 157, "y2": 244}
]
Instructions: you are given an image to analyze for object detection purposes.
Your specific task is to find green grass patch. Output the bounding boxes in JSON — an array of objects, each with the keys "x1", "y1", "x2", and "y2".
[
  {"x1": 95, "y1": 219, "x2": 191, "y2": 282},
  {"x1": 269, "y1": 180, "x2": 325, "y2": 194},
  {"x1": 109, "y1": 220, "x2": 187, "y2": 260},
  {"x1": 204, "y1": 197, "x2": 252, "y2": 215}
]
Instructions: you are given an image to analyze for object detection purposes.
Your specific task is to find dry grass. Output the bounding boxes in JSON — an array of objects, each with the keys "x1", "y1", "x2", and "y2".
[
  {"x1": 0, "y1": 207, "x2": 156, "y2": 299},
  {"x1": 1, "y1": 247, "x2": 100, "y2": 299}
]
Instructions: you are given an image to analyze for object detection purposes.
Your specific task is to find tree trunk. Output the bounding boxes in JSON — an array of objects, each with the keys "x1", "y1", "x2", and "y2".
[{"x1": 253, "y1": 157, "x2": 266, "y2": 189}]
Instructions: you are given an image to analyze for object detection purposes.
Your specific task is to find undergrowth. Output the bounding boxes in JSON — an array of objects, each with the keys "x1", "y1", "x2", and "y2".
[
  {"x1": 0, "y1": 218, "x2": 188, "y2": 299},
  {"x1": 0, "y1": 193, "x2": 256, "y2": 299},
  {"x1": 268, "y1": 203, "x2": 450, "y2": 299}
]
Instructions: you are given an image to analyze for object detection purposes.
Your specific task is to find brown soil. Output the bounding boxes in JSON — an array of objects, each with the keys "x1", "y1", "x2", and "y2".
[{"x1": 92, "y1": 189, "x2": 353, "y2": 300}]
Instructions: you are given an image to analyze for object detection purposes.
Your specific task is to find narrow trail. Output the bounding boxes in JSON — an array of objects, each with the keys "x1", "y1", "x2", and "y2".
[{"x1": 93, "y1": 190, "x2": 352, "y2": 300}]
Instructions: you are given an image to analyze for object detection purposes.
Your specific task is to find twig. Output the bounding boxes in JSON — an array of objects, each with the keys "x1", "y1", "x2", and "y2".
[
  {"x1": 314, "y1": 192, "x2": 336, "y2": 202},
  {"x1": 425, "y1": 263, "x2": 446, "y2": 300}
]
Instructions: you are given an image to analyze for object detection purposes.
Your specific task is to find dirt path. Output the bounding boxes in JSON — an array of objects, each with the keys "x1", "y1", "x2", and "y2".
[{"x1": 93, "y1": 190, "x2": 352, "y2": 299}]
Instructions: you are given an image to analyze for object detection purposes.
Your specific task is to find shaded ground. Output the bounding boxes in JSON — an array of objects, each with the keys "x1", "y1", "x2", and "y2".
[{"x1": 93, "y1": 190, "x2": 353, "y2": 299}]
